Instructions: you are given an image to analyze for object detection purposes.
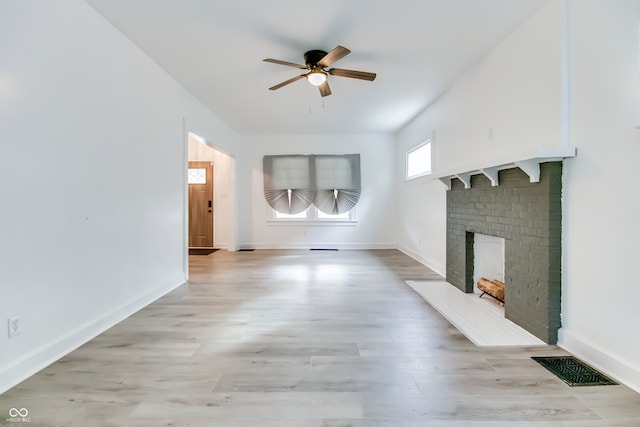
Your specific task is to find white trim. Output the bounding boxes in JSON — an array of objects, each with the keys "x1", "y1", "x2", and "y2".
[
  {"x1": 560, "y1": 0, "x2": 570, "y2": 147},
  {"x1": 404, "y1": 171, "x2": 433, "y2": 181},
  {"x1": 397, "y1": 244, "x2": 446, "y2": 277},
  {"x1": 248, "y1": 242, "x2": 396, "y2": 250},
  {"x1": 432, "y1": 146, "x2": 577, "y2": 190},
  {"x1": 559, "y1": 328, "x2": 640, "y2": 393},
  {"x1": 183, "y1": 120, "x2": 189, "y2": 279},
  {"x1": 0, "y1": 279, "x2": 185, "y2": 394}
]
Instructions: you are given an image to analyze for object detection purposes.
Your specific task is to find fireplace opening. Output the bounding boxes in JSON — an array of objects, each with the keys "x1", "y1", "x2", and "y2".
[{"x1": 472, "y1": 233, "x2": 505, "y2": 307}]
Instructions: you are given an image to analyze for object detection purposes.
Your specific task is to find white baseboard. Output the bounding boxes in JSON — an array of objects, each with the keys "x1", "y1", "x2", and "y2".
[
  {"x1": 0, "y1": 278, "x2": 186, "y2": 394},
  {"x1": 248, "y1": 242, "x2": 397, "y2": 250},
  {"x1": 559, "y1": 328, "x2": 640, "y2": 393},
  {"x1": 397, "y1": 244, "x2": 446, "y2": 277}
]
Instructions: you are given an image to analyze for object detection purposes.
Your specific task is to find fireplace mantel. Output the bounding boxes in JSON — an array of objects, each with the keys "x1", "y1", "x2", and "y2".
[{"x1": 433, "y1": 146, "x2": 576, "y2": 190}]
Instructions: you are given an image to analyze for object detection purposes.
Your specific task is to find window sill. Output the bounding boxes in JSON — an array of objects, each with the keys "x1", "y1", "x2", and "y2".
[{"x1": 267, "y1": 220, "x2": 358, "y2": 226}]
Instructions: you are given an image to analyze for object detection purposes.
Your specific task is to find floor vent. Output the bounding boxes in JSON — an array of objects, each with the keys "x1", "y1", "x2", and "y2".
[
  {"x1": 310, "y1": 248, "x2": 339, "y2": 251},
  {"x1": 532, "y1": 356, "x2": 618, "y2": 386},
  {"x1": 238, "y1": 248, "x2": 255, "y2": 252}
]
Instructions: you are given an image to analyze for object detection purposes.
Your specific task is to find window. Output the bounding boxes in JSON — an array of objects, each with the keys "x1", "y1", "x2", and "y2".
[
  {"x1": 406, "y1": 140, "x2": 432, "y2": 179},
  {"x1": 263, "y1": 154, "x2": 361, "y2": 222},
  {"x1": 273, "y1": 206, "x2": 355, "y2": 222},
  {"x1": 274, "y1": 210, "x2": 308, "y2": 220},
  {"x1": 187, "y1": 168, "x2": 207, "y2": 184},
  {"x1": 317, "y1": 209, "x2": 350, "y2": 220}
]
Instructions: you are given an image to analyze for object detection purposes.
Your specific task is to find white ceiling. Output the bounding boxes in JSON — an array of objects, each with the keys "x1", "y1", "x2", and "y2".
[{"x1": 85, "y1": 0, "x2": 546, "y2": 135}]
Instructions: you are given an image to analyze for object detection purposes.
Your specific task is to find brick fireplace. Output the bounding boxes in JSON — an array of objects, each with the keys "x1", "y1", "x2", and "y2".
[{"x1": 446, "y1": 162, "x2": 562, "y2": 344}]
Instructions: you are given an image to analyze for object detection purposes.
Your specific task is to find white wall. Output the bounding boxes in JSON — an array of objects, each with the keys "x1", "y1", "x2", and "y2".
[
  {"x1": 188, "y1": 135, "x2": 235, "y2": 249},
  {"x1": 245, "y1": 134, "x2": 397, "y2": 249},
  {"x1": 395, "y1": 0, "x2": 564, "y2": 276},
  {"x1": 395, "y1": 0, "x2": 640, "y2": 392},
  {"x1": 428, "y1": 0, "x2": 564, "y2": 175},
  {"x1": 560, "y1": 0, "x2": 640, "y2": 392},
  {"x1": 0, "y1": 1, "x2": 243, "y2": 393},
  {"x1": 394, "y1": 168, "x2": 447, "y2": 275}
]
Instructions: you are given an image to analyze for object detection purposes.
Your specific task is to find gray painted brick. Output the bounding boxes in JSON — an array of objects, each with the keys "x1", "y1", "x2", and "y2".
[{"x1": 446, "y1": 162, "x2": 563, "y2": 344}]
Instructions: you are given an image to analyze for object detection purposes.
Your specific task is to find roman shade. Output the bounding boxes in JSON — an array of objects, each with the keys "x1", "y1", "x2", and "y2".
[{"x1": 263, "y1": 154, "x2": 361, "y2": 215}]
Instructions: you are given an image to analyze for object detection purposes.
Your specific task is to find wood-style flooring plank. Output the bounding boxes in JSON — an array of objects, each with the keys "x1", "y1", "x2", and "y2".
[{"x1": 0, "y1": 249, "x2": 638, "y2": 426}]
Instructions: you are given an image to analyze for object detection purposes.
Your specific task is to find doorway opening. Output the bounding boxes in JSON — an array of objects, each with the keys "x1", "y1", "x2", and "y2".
[{"x1": 187, "y1": 132, "x2": 236, "y2": 251}]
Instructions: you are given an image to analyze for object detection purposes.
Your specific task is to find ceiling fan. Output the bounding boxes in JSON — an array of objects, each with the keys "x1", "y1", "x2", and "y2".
[{"x1": 263, "y1": 45, "x2": 376, "y2": 97}]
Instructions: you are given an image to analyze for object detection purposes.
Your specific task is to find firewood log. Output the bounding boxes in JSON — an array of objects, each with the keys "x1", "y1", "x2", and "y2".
[{"x1": 477, "y1": 277, "x2": 504, "y2": 301}]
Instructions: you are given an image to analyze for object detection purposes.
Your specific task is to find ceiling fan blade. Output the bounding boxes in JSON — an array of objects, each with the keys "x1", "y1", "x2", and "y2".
[
  {"x1": 328, "y1": 68, "x2": 376, "y2": 81},
  {"x1": 263, "y1": 58, "x2": 308, "y2": 69},
  {"x1": 318, "y1": 80, "x2": 332, "y2": 97},
  {"x1": 318, "y1": 46, "x2": 351, "y2": 67},
  {"x1": 269, "y1": 74, "x2": 307, "y2": 90}
]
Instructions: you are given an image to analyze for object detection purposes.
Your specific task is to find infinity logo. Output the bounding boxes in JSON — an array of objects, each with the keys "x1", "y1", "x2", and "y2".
[{"x1": 8, "y1": 408, "x2": 28, "y2": 417}]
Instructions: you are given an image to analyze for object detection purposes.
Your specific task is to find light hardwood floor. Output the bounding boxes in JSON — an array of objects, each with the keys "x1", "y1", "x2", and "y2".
[{"x1": 1, "y1": 249, "x2": 639, "y2": 426}]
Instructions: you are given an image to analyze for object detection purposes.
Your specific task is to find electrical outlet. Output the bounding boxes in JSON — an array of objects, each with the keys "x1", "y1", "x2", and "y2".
[{"x1": 8, "y1": 316, "x2": 21, "y2": 338}]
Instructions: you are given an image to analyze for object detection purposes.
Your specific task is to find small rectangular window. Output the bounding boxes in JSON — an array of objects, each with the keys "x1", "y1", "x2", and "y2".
[
  {"x1": 406, "y1": 141, "x2": 432, "y2": 179},
  {"x1": 188, "y1": 168, "x2": 207, "y2": 184}
]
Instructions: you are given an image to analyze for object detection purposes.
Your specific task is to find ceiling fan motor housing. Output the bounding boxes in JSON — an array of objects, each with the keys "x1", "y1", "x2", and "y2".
[{"x1": 304, "y1": 50, "x2": 328, "y2": 68}]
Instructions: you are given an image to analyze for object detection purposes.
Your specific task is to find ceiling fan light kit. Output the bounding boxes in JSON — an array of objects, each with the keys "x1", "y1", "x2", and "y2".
[
  {"x1": 307, "y1": 70, "x2": 327, "y2": 86},
  {"x1": 264, "y1": 45, "x2": 376, "y2": 97}
]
